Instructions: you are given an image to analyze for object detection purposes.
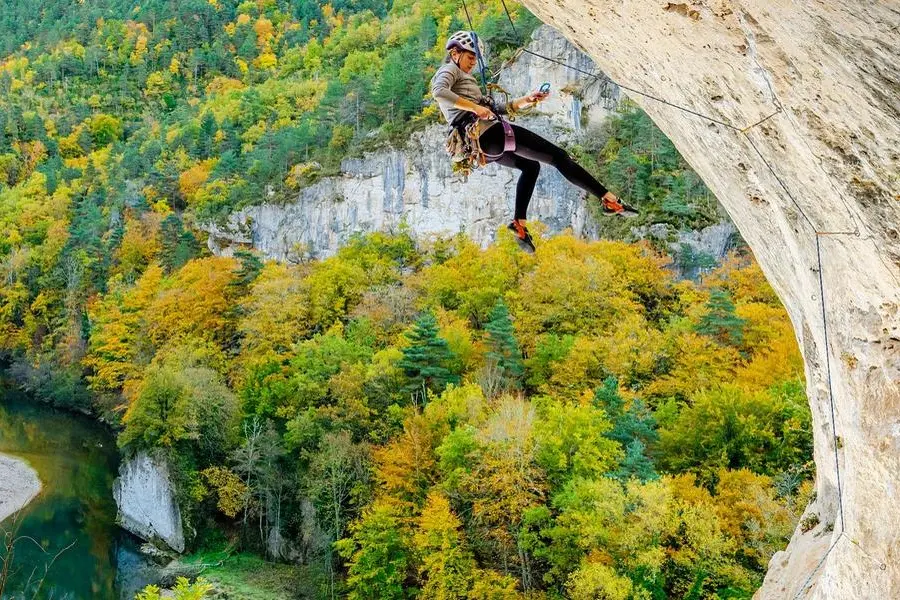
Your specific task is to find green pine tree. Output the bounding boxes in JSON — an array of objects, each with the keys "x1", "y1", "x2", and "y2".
[
  {"x1": 229, "y1": 249, "x2": 264, "y2": 294},
  {"x1": 76, "y1": 125, "x2": 93, "y2": 154},
  {"x1": 484, "y1": 299, "x2": 524, "y2": 391},
  {"x1": 593, "y1": 376, "x2": 624, "y2": 416},
  {"x1": 160, "y1": 214, "x2": 200, "y2": 273},
  {"x1": 613, "y1": 439, "x2": 658, "y2": 482},
  {"x1": 594, "y1": 378, "x2": 658, "y2": 447},
  {"x1": 399, "y1": 311, "x2": 459, "y2": 399},
  {"x1": 594, "y1": 377, "x2": 658, "y2": 481},
  {"x1": 373, "y1": 42, "x2": 424, "y2": 123},
  {"x1": 696, "y1": 287, "x2": 745, "y2": 347},
  {"x1": 197, "y1": 110, "x2": 217, "y2": 159}
]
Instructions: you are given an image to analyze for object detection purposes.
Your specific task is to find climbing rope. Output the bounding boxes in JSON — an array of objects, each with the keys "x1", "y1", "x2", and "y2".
[
  {"x1": 460, "y1": 0, "x2": 492, "y2": 96},
  {"x1": 792, "y1": 530, "x2": 888, "y2": 599},
  {"x1": 459, "y1": 0, "x2": 894, "y2": 586},
  {"x1": 487, "y1": 0, "x2": 778, "y2": 132}
]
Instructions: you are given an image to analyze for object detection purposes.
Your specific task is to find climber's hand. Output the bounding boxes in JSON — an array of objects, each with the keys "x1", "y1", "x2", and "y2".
[
  {"x1": 525, "y1": 89, "x2": 550, "y2": 103},
  {"x1": 473, "y1": 105, "x2": 495, "y2": 120}
]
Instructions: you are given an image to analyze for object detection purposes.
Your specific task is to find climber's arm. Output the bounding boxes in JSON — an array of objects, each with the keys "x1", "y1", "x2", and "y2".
[
  {"x1": 454, "y1": 96, "x2": 487, "y2": 113},
  {"x1": 511, "y1": 89, "x2": 551, "y2": 111},
  {"x1": 431, "y1": 68, "x2": 491, "y2": 116},
  {"x1": 431, "y1": 67, "x2": 462, "y2": 105}
]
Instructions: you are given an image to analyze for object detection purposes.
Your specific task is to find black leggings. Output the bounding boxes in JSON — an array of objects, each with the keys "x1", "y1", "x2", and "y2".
[{"x1": 479, "y1": 123, "x2": 608, "y2": 220}]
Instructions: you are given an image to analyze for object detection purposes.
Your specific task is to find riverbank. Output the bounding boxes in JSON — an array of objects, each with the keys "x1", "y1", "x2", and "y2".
[
  {"x1": 0, "y1": 452, "x2": 42, "y2": 524},
  {"x1": 0, "y1": 392, "x2": 145, "y2": 597}
]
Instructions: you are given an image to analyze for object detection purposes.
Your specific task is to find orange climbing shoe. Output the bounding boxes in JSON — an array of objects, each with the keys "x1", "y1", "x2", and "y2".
[
  {"x1": 507, "y1": 219, "x2": 536, "y2": 253},
  {"x1": 601, "y1": 195, "x2": 639, "y2": 217}
]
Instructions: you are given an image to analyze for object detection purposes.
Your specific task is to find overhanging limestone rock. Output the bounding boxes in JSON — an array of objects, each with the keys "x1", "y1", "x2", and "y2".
[{"x1": 515, "y1": 0, "x2": 899, "y2": 596}]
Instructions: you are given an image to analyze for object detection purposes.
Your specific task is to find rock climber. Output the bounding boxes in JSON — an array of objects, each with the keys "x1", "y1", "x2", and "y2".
[{"x1": 431, "y1": 30, "x2": 638, "y2": 253}]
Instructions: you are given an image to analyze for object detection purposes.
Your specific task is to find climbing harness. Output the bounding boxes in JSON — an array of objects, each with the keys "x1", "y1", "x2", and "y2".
[
  {"x1": 444, "y1": 99, "x2": 515, "y2": 177},
  {"x1": 444, "y1": 115, "x2": 484, "y2": 177}
]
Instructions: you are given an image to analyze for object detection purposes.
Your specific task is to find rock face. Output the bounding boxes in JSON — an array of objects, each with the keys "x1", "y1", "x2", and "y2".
[
  {"x1": 206, "y1": 26, "x2": 621, "y2": 261},
  {"x1": 113, "y1": 451, "x2": 185, "y2": 553},
  {"x1": 635, "y1": 220, "x2": 739, "y2": 278},
  {"x1": 514, "y1": 1, "x2": 899, "y2": 597},
  {"x1": 0, "y1": 452, "x2": 41, "y2": 523},
  {"x1": 115, "y1": 537, "x2": 164, "y2": 600}
]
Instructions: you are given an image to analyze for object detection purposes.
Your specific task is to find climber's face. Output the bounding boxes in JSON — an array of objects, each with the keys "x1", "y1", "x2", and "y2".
[{"x1": 450, "y1": 48, "x2": 477, "y2": 73}]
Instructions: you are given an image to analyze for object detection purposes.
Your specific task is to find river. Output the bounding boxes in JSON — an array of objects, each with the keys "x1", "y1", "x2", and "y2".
[{"x1": 0, "y1": 390, "x2": 157, "y2": 600}]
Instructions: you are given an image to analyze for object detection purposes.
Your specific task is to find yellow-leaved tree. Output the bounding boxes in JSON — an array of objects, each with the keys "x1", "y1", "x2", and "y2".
[
  {"x1": 84, "y1": 264, "x2": 163, "y2": 393},
  {"x1": 146, "y1": 255, "x2": 239, "y2": 346}
]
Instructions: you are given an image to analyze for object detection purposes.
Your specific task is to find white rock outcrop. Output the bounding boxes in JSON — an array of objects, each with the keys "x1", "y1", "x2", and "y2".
[
  {"x1": 113, "y1": 451, "x2": 185, "y2": 553},
  {"x1": 0, "y1": 452, "x2": 41, "y2": 523},
  {"x1": 515, "y1": 1, "x2": 898, "y2": 597}
]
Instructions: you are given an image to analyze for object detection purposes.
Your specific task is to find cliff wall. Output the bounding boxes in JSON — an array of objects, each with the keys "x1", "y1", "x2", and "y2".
[{"x1": 515, "y1": 1, "x2": 899, "y2": 596}]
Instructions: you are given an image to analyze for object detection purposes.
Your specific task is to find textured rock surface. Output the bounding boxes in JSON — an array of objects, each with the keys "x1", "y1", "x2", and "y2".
[
  {"x1": 206, "y1": 26, "x2": 620, "y2": 261},
  {"x1": 0, "y1": 452, "x2": 41, "y2": 523},
  {"x1": 115, "y1": 541, "x2": 163, "y2": 600},
  {"x1": 113, "y1": 451, "x2": 185, "y2": 553},
  {"x1": 515, "y1": 1, "x2": 899, "y2": 597},
  {"x1": 634, "y1": 220, "x2": 739, "y2": 277},
  {"x1": 673, "y1": 222, "x2": 738, "y2": 260}
]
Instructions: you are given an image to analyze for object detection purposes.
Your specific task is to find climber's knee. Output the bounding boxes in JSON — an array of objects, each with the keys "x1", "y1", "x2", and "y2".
[
  {"x1": 521, "y1": 159, "x2": 540, "y2": 176},
  {"x1": 553, "y1": 149, "x2": 574, "y2": 169}
]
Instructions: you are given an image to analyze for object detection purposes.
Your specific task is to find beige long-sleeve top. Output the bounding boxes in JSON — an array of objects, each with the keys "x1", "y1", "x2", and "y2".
[{"x1": 430, "y1": 60, "x2": 507, "y2": 131}]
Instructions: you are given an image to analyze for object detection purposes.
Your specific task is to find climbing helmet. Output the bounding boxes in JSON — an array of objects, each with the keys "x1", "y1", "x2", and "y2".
[{"x1": 446, "y1": 30, "x2": 485, "y2": 57}]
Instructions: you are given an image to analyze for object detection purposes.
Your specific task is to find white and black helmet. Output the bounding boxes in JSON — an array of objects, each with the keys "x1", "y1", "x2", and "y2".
[{"x1": 445, "y1": 30, "x2": 485, "y2": 57}]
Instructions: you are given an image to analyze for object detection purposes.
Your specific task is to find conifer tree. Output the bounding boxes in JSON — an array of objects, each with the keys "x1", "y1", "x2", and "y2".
[
  {"x1": 229, "y1": 249, "x2": 264, "y2": 295},
  {"x1": 696, "y1": 287, "x2": 746, "y2": 347},
  {"x1": 160, "y1": 214, "x2": 199, "y2": 273},
  {"x1": 374, "y1": 42, "x2": 424, "y2": 123},
  {"x1": 484, "y1": 299, "x2": 524, "y2": 391},
  {"x1": 613, "y1": 439, "x2": 658, "y2": 482},
  {"x1": 399, "y1": 311, "x2": 459, "y2": 399},
  {"x1": 197, "y1": 110, "x2": 217, "y2": 159},
  {"x1": 593, "y1": 377, "x2": 658, "y2": 481},
  {"x1": 594, "y1": 378, "x2": 657, "y2": 448}
]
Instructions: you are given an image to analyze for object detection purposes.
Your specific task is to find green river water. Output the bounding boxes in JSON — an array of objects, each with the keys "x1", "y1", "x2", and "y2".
[{"x1": 0, "y1": 391, "x2": 156, "y2": 600}]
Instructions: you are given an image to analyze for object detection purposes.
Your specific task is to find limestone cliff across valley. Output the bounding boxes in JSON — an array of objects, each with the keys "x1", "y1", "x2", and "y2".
[
  {"x1": 205, "y1": 26, "x2": 613, "y2": 261},
  {"x1": 0, "y1": 452, "x2": 41, "y2": 524}
]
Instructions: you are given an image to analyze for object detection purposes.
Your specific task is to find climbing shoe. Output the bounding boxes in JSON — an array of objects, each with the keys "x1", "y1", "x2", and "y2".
[
  {"x1": 601, "y1": 195, "x2": 639, "y2": 217},
  {"x1": 507, "y1": 220, "x2": 536, "y2": 253}
]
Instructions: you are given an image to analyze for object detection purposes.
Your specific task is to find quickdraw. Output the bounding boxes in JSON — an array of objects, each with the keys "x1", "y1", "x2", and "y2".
[{"x1": 445, "y1": 116, "x2": 491, "y2": 178}]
